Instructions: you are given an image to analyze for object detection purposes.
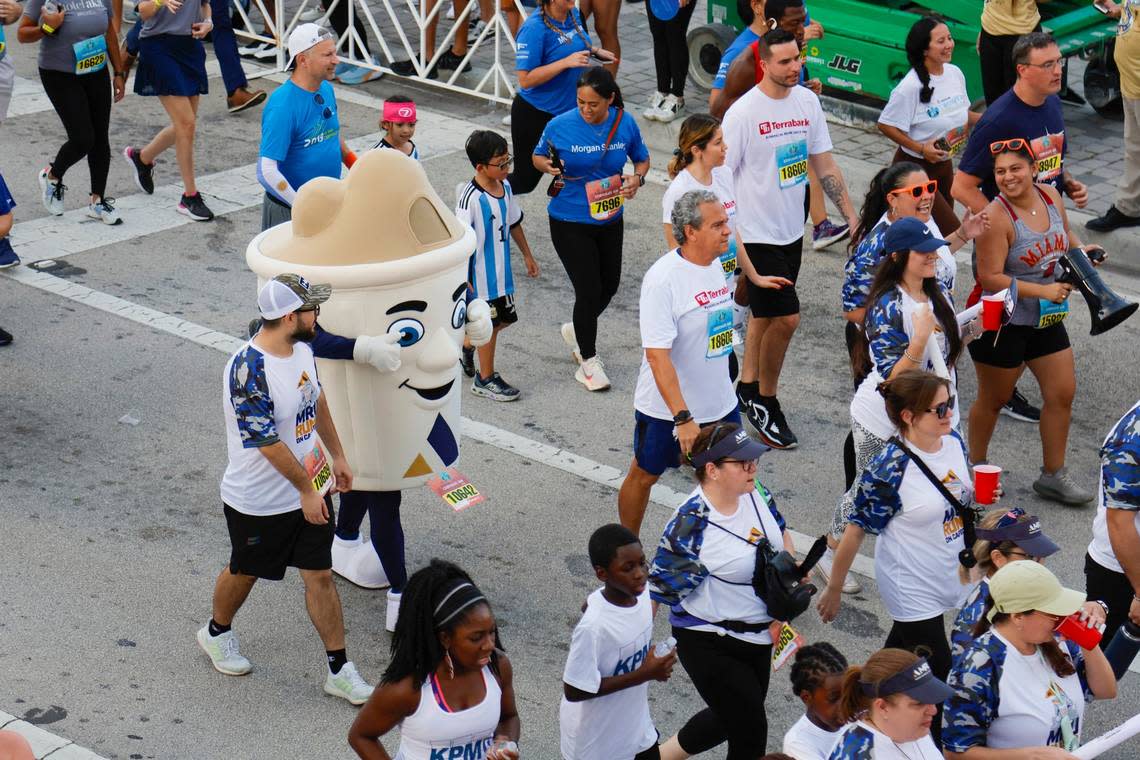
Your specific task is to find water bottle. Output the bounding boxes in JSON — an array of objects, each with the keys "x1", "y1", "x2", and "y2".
[
  {"x1": 654, "y1": 636, "x2": 676, "y2": 658},
  {"x1": 1105, "y1": 620, "x2": 1140, "y2": 680}
]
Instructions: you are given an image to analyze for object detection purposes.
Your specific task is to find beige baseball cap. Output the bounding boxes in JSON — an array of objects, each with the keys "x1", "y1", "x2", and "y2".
[{"x1": 986, "y1": 560, "x2": 1085, "y2": 622}]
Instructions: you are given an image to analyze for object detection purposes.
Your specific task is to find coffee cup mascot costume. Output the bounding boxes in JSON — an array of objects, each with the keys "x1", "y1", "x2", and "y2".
[{"x1": 247, "y1": 149, "x2": 493, "y2": 630}]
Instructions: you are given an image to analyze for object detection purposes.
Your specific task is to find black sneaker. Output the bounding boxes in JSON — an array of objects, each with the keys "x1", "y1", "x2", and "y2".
[
  {"x1": 390, "y1": 59, "x2": 440, "y2": 79},
  {"x1": 179, "y1": 193, "x2": 215, "y2": 221},
  {"x1": 461, "y1": 346, "x2": 476, "y2": 377},
  {"x1": 0, "y1": 327, "x2": 11, "y2": 346},
  {"x1": 1086, "y1": 205, "x2": 1140, "y2": 232},
  {"x1": 471, "y1": 372, "x2": 520, "y2": 402},
  {"x1": 1001, "y1": 387, "x2": 1040, "y2": 423},
  {"x1": 123, "y1": 146, "x2": 154, "y2": 194},
  {"x1": 750, "y1": 395, "x2": 798, "y2": 449},
  {"x1": 436, "y1": 49, "x2": 472, "y2": 73}
]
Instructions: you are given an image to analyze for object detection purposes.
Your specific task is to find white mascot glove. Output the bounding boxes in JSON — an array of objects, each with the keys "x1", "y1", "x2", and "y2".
[
  {"x1": 465, "y1": 298, "x2": 494, "y2": 347},
  {"x1": 353, "y1": 333, "x2": 403, "y2": 373}
]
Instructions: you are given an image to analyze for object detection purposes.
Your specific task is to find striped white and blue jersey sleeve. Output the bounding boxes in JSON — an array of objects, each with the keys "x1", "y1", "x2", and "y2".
[{"x1": 455, "y1": 179, "x2": 524, "y2": 301}]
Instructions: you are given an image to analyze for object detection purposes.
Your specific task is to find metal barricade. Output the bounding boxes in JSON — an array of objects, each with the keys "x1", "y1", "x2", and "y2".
[{"x1": 228, "y1": 0, "x2": 530, "y2": 104}]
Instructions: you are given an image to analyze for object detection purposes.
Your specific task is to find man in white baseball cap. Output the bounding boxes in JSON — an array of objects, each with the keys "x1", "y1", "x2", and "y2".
[
  {"x1": 197, "y1": 272, "x2": 375, "y2": 706},
  {"x1": 258, "y1": 24, "x2": 355, "y2": 230}
]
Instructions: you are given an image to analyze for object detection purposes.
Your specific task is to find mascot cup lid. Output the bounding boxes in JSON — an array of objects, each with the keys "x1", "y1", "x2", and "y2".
[{"x1": 247, "y1": 149, "x2": 475, "y2": 286}]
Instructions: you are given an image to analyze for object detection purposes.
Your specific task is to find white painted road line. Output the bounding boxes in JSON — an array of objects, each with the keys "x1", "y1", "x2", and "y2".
[
  {"x1": 1, "y1": 263, "x2": 877, "y2": 581},
  {"x1": 0, "y1": 710, "x2": 107, "y2": 760}
]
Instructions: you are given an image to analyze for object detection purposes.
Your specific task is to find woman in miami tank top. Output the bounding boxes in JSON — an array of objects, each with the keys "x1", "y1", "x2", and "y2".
[
  {"x1": 968, "y1": 139, "x2": 1105, "y2": 508},
  {"x1": 348, "y1": 561, "x2": 521, "y2": 760}
]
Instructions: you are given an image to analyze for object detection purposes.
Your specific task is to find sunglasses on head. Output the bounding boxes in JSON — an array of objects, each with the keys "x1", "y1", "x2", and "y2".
[
  {"x1": 989, "y1": 138, "x2": 1036, "y2": 159},
  {"x1": 925, "y1": 396, "x2": 956, "y2": 419},
  {"x1": 889, "y1": 179, "x2": 938, "y2": 199}
]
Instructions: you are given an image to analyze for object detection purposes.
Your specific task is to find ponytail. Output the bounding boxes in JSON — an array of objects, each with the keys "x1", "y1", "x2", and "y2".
[
  {"x1": 905, "y1": 16, "x2": 945, "y2": 105},
  {"x1": 837, "y1": 648, "x2": 922, "y2": 724},
  {"x1": 668, "y1": 113, "x2": 721, "y2": 178},
  {"x1": 576, "y1": 66, "x2": 624, "y2": 110}
]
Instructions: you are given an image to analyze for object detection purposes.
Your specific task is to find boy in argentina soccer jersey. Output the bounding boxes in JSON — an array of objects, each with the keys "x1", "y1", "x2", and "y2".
[
  {"x1": 455, "y1": 130, "x2": 540, "y2": 402},
  {"x1": 560, "y1": 525, "x2": 675, "y2": 760}
]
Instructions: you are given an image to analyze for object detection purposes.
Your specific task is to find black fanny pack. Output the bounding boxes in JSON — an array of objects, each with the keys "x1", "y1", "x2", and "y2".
[{"x1": 704, "y1": 492, "x2": 828, "y2": 623}]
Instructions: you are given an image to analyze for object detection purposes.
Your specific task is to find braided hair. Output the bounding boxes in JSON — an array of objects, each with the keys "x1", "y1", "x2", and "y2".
[
  {"x1": 789, "y1": 642, "x2": 848, "y2": 696},
  {"x1": 905, "y1": 16, "x2": 945, "y2": 104},
  {"x1": 849, "y1": 161, "x2": 923, "y2": 252},
  {"x1": 381, "y1": 559, "x2": 503, "y2": 688}
]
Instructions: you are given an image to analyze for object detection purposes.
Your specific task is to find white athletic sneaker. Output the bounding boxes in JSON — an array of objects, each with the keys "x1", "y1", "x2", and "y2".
[
  {"x1": 813, "y1": 547, "x2": 862, "y2": 595},
  {"x1": 86, "y1": 197, "x2": 122, "y2": 225},
  {"x1": 298, "y1": 5, "x2": 322, "y2": 21},
  {"x1": 655, "y1": 94, "x2": 685, "y2": 123},
  {"x1": 196, "y1": 626, "x2": 253, "y2": 675},
  {"x1": 332, "y1": 536, "x2": 390, "y2": 589},
  {"x1": 575, "y1": 356, "x2": 611, "y2": 392},
  {"x1": 560, "y1": 322, "x2": 582, "y2": 364},
  {"x1": 386, "y1": 589, "x2": 402, "y2": 633},
  {"x1": 324, "y1": 661, "x2": 374, "y2": 705},
  {"x1": 39, "y1": 167, "x2": 65, "y2": 215},
  {"x1": 501, "y1": 113, "x2": 512, "y2": 127},
  {"x1": 643, "y1": 91, "x2": 667, "y2": 121}
]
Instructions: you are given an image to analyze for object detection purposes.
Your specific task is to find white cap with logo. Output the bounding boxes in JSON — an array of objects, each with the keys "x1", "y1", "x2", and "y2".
[
  {"x1": 257, "y1": 273, "x2": 331, "y2": 319},
  {"x1": 285, "y1": 23, "x2": 335, "y2": 70}
]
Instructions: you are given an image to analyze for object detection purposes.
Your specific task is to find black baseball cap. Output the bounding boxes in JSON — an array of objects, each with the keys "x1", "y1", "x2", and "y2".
[{"x1": 974, "y1": 509, "x2": 1060, "y2": 558}]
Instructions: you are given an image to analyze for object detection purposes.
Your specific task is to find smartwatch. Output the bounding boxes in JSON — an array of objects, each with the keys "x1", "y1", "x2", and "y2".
[
  {"x1": 673, "y1": 410, "x2": 693, "y2": 426},
  {"x1": 635, "y1": 172, "x2": 646, "y2": 187}
]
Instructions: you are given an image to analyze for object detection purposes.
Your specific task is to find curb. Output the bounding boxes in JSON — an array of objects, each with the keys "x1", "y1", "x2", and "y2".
[{"x1": 0, "y1": 712, "x2": 107, "y2": 760}]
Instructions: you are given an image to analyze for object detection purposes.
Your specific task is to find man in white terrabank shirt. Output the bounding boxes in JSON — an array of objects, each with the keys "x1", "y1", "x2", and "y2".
[
  {"x1": 723, "y1": 27, "x2": 858, "y2": 452},
  {"x1": 616, "y1": 189, "x2": 790, "y2": 537},
  {"x1": 195, "y1": 273, "x2": 374, "y2": 706}
]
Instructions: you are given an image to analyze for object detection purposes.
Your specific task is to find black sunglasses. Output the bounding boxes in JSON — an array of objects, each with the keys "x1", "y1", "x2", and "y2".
[
  {"x1": 297, "y1": 304, "x2": 320, "y2": 316},
  {"x1": 925, "y1": 396, "x2": 956, "y2": 419}
]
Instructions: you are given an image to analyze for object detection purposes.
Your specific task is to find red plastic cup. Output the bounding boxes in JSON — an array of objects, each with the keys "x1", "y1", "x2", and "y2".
[
  {"x1": 981, "y1": 295, "x2": 1004, "y2": 332},
  {"x1": 1056, "y1": 613, "x2": 1104, "y2": 650},
  {"x1": 973, "y1": 464, "x2": 1002, "y2": 505}
]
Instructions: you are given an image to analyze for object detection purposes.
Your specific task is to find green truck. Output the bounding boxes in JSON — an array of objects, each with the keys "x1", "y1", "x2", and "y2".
[{"x1": 686, "y1": 0, "x2": 1121, "y2": 114}]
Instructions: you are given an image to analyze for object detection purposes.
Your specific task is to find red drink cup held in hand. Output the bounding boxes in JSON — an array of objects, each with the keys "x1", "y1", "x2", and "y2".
[
  {"x1": 973, "y1": 464, "x2": 1002, "y2": 505},
  {"x1": 1056, "y1": 613, "x2": 1104, "y2": 650},
  {"x1": 981, "y1": 295, "x2": 1004, "y2": 332}
]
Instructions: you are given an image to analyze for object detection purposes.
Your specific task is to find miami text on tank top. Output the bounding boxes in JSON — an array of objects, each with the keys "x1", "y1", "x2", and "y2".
[
  {"x1": 395, "y1": 665, "x2": 502, "y2": 760},
  {"x1": 994, "y1": 186, "x2": 1067, "y2": 326}
]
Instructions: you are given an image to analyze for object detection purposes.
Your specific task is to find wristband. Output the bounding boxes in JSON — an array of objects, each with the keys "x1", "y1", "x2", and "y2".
[
  {"x1": 343, "y1": 150, "x2": 358, "y2": 168},
  {"x1": 635, "y1": 172, "x2": 645, "y2": 187},
  {"x1": 153, "y1": 0, "x2": 164, "y2": 8},
  {"x1": 1094, "y1": 600, "x2": 1110, "y2": 615},
  {"x1": 40, "y1": 22, "x2": 55, "y2": 33}
]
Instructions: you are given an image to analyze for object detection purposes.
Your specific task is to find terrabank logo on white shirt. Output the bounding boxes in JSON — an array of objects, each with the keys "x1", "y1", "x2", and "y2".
[
  {"x1": 694, "y1": 283, "x2": 731, "y2": 307},
  {"x1": 758, "y1": 118, "x2": 809, "y2": 135}
]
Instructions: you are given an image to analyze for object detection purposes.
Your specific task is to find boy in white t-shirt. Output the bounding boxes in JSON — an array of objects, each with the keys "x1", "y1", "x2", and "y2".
[
  {"x1": 560, "y1": 524, "x2": 676, "y2": 760},
  {"x1": 455, "y1": 129, "x2": 539, "y2": 401}
]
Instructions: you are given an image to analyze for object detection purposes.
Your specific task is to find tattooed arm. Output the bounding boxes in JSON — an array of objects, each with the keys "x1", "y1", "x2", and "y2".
[{"x1": 808, "y1": 152, "x2": 857, "y2": 229}]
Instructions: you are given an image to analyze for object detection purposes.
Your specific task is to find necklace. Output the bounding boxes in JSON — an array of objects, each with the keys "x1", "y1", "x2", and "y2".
[
  {"x1": 539, "y1": 8, "x2": 592, "y2": 50},
  {"x1": 890, "y1": 738, "x2": 931, "y2": 760}
]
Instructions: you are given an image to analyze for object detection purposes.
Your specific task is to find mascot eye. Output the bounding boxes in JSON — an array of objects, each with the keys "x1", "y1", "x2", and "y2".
[
  {"x1": 451, "y1": 299, "x2": 467, "y2": 330},
  {"x1": 388, "y1": 318, "x2": 425, "y2": 347}
]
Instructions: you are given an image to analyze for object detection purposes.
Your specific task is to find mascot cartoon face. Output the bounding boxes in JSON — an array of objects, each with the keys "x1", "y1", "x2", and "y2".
[{"x1": 246, "y1": 149, "x2": 478, "y2": 491}]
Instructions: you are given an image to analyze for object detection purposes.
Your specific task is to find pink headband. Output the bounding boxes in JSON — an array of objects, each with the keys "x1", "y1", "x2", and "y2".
[{"x1": 383, "y1": 101, "x2": 416, "y2": 123}]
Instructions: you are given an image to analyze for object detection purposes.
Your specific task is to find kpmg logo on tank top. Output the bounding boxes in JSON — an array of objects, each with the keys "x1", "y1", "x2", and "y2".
[
  {"x1": 757, "y1": 118, "x2": 809, "y2": 136},
  {"x1": 428, "y1": 735, "x2": 493, "y2": 760}
]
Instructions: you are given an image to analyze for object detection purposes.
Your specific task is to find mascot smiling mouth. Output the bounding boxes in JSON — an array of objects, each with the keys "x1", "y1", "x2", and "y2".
[{"x1": 399, "y1": 378, "x2": 455, "y2": 401}]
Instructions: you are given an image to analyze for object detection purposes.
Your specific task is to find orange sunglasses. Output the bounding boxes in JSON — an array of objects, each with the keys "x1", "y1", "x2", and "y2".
[
  {"x1": 989, "y1": 138, "x2": 1036, "y2": 159},
  {"x1": 889, "y1": 179, "x2": 938, "y2": 199}
]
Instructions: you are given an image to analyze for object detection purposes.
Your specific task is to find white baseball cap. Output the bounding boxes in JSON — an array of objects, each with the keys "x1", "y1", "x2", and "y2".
[
  {"x1": 257, "y1": 273, "x2": 331, "y2": 320},
  {"x1": 285, "y1": 23, "x2": 335, "y2": 70}
]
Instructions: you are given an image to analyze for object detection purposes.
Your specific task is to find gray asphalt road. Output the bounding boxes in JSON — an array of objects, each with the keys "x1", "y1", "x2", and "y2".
[{"x1": 4, "y1": 42, "x2": 1140, "y2": 760}]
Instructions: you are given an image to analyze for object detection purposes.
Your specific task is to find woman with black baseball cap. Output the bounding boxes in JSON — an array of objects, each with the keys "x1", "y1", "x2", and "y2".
[
  {"x1": 829, "y1": 647, "x2": 953, "y2": 759},
  {"x1": 949, "y1": 507, "x2": 1064, "y2": 664},
  {"x1": 943, "y1": 562, "x2": 1116, "y2": 758},
  {"x1": 650, "y1": 422, "x2": 792, "y2": 759}
]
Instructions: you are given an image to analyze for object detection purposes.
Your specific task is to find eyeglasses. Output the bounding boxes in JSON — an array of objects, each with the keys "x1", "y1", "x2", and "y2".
[
  {"x1": 1005, "y1": 549, "x2": 1044, "y2": 563},
  {"x1": 989, "y1": 138, "x2": 1036, "y2": 159},
  {"x1": 720, "y1": 459, "x2": 759, "y2": 472},
  {"x1": 297, "y1": 304, "x2": 320, "y2": 316},
  {"x1": 1019, "y1": 57, "x2": 1062, "y2": 73},
  {"x1": 1033, "y1": 610, "x2": 1064, "y2": 626},
  {"x1": 488, "y1": 156, "x2": 514, "y2": 170},
  {"x1": 888, "y1": 179, "x2": 938, "y2": 199},
  {"x1": 924, "y1": 396, "x2": 956, "y2": 419}
]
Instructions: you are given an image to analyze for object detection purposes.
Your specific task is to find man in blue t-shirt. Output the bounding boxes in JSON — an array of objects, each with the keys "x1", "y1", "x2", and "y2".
[
  {"x1": 257, "y1": 24, "x2": 354, "y2": 231},
  {"x1": 953, "y1": 32, "x2": 1089, "y2": 214}
]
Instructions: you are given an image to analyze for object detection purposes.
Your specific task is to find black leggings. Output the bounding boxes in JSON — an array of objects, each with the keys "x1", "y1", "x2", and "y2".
[
  {"x1": 549, "y1": 216, "x2": 624, "y2": 361},
  {"x1": 322, "y1": 0, "x2": 371, "y2": 55},
  {"x1": 508, "y1": 94, "x2": 557, "y2": 195},
  {"x1": 673, "y1": 626, "x2": 773, "y2": 759},
  {"x1": 978, "y1": 27, "x2": 1038, "y2": 106},
  {"x1": 884, "y1": 614, "x2": 951, "y2": 749},
  {"x1": 334, "y1": 490, "x2": 407, "y2": 592},
  {"x1": 39, "y1": 67, "x2": 112, "y2": 198},
  {"x1": 646, "y1": 0, "x2": 697, "y2": 97},
  {"x1": 843, "y1": 320, "x2": 864, "y2": 490},
  {"x1": 1085, "y1": 552, "x2": 1135, "y2": 645}
]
